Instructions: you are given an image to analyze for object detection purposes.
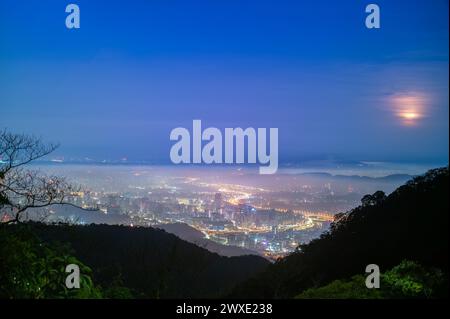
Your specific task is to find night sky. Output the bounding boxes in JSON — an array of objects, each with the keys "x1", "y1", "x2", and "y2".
[{"x1": 0, "y1": 0, "x2": 448, "y2": 163}]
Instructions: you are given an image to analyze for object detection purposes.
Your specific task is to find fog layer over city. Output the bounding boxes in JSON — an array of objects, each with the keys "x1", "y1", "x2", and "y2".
[{"x1": 26, "y1": 162, "x2": 435, "y2": 259}]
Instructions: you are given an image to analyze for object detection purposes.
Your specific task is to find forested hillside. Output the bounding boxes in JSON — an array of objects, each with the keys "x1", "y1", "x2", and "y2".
[
  {"x1": 230, "y1": 167, "x2": 449, "y2": 298},
  {"x1": 1, "y1": 222, "x2": 269, "y2": 298}
]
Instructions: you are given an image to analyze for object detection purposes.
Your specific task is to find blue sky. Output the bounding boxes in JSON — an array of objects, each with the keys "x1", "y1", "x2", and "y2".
[{"x1": 0, "y1": 0, "x2": 448, "y2": 163}]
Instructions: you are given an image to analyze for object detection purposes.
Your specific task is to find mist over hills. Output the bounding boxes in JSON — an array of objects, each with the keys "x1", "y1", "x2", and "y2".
[{"x1": 296, "y1": 172, "x2": 413, "y2": 182}]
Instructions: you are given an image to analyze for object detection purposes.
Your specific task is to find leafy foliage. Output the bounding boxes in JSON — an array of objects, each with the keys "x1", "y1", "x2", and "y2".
[
  {"x1": 382, "y1": 260, "x2": 447, "y2": 298},
  {"x1": 0, "y1": 225, "x2": 102, "y2": 298},
  {"x1": 297, "y1": 275, "x2": 382, "y2": 299},
  {"x1": 297, "y1": 260, "x2": 447, "y2": 299}
]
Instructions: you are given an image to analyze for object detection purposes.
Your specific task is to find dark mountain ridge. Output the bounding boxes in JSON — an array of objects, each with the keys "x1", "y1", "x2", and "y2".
[{"x1": 15, "y1": 222, "x2": 270, "y2": 298}]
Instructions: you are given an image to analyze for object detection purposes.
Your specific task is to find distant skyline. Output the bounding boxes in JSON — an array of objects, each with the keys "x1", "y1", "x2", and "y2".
[{"x1": 1, "y1": 0, "x2": 448, "y2": 164}]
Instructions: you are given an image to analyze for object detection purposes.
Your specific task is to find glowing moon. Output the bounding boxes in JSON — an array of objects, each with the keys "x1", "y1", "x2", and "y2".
[
  {"x1": 390, "y1": 93, "x2": 427, "y2": 126},
  {"x1": 400, "y1": 112, "x2": 420, "y2": 120}
]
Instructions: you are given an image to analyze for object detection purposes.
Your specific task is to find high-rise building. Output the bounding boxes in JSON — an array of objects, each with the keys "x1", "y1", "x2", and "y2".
[{"x1": 214, "y1": 193, "x2": 222, "y2": 213}]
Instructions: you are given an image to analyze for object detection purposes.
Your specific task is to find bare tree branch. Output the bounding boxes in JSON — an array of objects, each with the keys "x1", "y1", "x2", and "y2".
[{"x1": 1, "y1": 130, "x2": 97, "y2": 224}]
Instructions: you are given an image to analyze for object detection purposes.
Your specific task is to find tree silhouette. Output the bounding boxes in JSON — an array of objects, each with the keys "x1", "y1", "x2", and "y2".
[
  {"x1": 361, "y1": 190, "x2": 386, "y2": 207},
  {"x1": 0, "y1": 130, "x2": 95, "y2": 224}
]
